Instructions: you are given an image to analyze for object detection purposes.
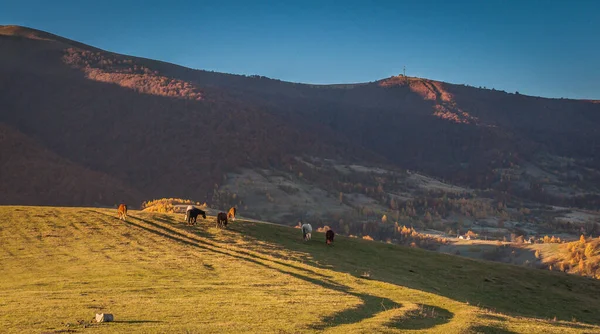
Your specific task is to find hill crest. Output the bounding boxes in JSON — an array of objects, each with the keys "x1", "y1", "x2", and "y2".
[{"x1": 3, "y1": 25, "x2": 597, "y2": 101}]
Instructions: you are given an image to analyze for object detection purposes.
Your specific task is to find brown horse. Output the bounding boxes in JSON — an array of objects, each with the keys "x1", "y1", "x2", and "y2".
[
  {"x1": 326, "y1": 229, "x2": 335, "y2": 245},
  {"x1": 117, "y1": 204, "x2": 128, "y2": 221},
  {"x1": 227, "y1": 207, "x2": 237, "y2": 221},
  {"x1": 216, "y1": 212, "x2": 228, "y2": 228}
]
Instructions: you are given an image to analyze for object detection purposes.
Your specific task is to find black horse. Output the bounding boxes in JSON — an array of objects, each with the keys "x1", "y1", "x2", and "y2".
[
  {"x1": 326, "y1": 229, "x2": 335, "y2": 245},
  {"x1": 186, "y1": 208, "x2": 206, "y2": 225}
]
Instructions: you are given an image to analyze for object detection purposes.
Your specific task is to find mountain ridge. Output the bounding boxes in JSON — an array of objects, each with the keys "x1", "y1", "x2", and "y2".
[{"x1": 3, "y1": 25, "x2": 597, "y2": 101}]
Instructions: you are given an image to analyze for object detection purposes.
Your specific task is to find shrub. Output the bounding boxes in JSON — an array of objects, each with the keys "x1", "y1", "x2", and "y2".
[
  {"x1": 142, "y1": 198, "x2": 206, "y2": 213},
  {"x1": 317, "y1": 225, "x2": 331, "y2": 233}
]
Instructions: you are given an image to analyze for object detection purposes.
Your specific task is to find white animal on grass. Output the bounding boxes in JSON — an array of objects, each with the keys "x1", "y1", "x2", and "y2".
[{"x1": 301, "y1": 223, "x2": 313, "y2": 241}]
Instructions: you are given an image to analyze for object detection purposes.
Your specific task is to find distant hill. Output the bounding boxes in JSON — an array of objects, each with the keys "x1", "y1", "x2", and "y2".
[{"x1": 1, "y1": 25, "x2": 600, "y2": 209}]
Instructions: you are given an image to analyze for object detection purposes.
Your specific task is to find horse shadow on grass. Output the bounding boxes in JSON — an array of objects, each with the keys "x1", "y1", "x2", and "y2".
[
  {"x1": 97, "y1": 212, "x2": 454, "y2": 331},
  {"x1": 152, "y1": 215, "x2": 230, "y2": 243},
  {"x1": 125, "y1": 214, "x2": 333, "y2": 281}
]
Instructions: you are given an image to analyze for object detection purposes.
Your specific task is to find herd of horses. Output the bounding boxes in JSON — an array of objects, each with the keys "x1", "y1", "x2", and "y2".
[
  {"x1": 184, "y1": 206, "x2": 236, "y2": 228},
  {"x1": 116, "y1": 204, "x2": 335, "y2": 244}
]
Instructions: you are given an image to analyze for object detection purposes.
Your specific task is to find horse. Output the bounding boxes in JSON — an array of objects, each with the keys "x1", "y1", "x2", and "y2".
[
  {"x1": 326, "y1": 229, "x2": 335, "y2": 245},
  {"x1": 227, "y1": 207, "x2": 237, "y2": 221},
  {"x1": 216, "y1": 212, "x2": 228, "y2": 228},
  {"x1": 117, "y1": 204, "x2": 127, "y2": 221},
  {"x1": 185, "y1": 205, "x2": 194, "y2": 222},
  {"x1": 301, "y1": 223, "x2": 313, "y2": 241},
  {"x1": 186, "y1": 208, "x2": 206, "y2": 225}
]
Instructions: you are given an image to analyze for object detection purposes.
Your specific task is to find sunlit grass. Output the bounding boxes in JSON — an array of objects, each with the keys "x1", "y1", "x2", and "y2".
[{"x1": 0, "y1": 206, "x2": 599, "y2": 333}]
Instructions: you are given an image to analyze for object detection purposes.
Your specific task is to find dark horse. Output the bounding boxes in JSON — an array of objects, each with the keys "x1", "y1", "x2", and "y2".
[
  {"x1": 216, "y1": 212, "x2": 228, "y2": 228},
  {"x1": 326, "y1": 229, "x2": 335, "y2": 245},
  {"x1": 186, "y1": 208, "x2": 206, "y2": 225}
]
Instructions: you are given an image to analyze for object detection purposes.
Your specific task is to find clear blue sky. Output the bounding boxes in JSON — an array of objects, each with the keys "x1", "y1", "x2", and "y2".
[{"x1": 3, "y1": 0, "x2": 599, "y2": 99}]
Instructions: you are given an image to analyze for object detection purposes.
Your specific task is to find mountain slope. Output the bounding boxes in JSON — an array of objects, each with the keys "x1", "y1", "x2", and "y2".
[
  {"x1": 1, "y1": 206, "x2": 600, "y2": 333},
  {"x1": 0, "y1": 124, "x2": 144, "y2": 206},
  {"x1": 1, "y1": 25, "x2": 600, "y2": 209},
  {"x1": 0, "y1": 26, "x2": 380, "y2": 206}
]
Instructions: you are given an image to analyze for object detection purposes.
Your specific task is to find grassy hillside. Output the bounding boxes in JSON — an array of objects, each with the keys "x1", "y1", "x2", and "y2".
[{"x1": 1, "y1": 206, "x2": 599, "y2": 333}]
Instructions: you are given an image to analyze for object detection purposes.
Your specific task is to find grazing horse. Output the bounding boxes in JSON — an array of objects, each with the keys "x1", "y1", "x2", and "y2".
[
  {"x1": 301, "y1": 223, "x2": 313, "y2": 241},
  {"x1": 117, "y1": 204, "x2": 127, "y2": 221},
  {"x1": 227, "y1": 207, "x2": 237, "y2": 221},
  {"x1": 186, "y1": 208, "x2": 206, "y2": 225},
  {"x1": 185, "y1": 205, "x2": 194, "y2": 222},
  {"x1": 216, "y1": 212, "x2": 228, "y2": 228},
  {"x1": 326, "y1": 229, "x2": 335, "y2": 245}
]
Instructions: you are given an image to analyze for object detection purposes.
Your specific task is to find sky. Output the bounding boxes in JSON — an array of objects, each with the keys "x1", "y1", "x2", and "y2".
[{"x1": 3, "y1": 0, "x2": 599, "y2": 99}]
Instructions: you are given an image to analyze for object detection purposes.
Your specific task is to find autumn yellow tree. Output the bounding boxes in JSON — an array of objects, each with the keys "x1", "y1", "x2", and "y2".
[
  {"x1": 585, "y1": 243, "x2": 595, "y2": 258},
  {"x1": 578, "y1": 259, "x2": 586, "y2": 274}
]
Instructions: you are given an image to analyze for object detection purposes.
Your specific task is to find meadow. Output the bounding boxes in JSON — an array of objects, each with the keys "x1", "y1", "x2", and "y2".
[{"x1": 1, "y1": 206, "x2": 599, "y2": 333}]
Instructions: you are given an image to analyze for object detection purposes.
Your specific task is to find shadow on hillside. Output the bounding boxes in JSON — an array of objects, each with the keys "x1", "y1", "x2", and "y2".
[
  {"x1": 282, "y1": 267, "x2": 408, "y2": 331},
  {"x1": 478, "y1": 314, "x2": 508, "y2": 322},
  {"x1": 98, "y1": 212, "x2": 454, "y2": 331},
  {"x1": 153, "y1": 215, "x2": 224, "y2": 242},
  {"x1": 386, "y1": 304, "x2": 452, "y2": 330},
  {"x1": 439, "y1": 243, "x2": 541, "y2": 268},
  {"x1": 222, "y1": 221, "x2": 600, "y2": 326},
  {"x1": 468, "y1": 325, "x2": 516, "y2": 334},
  {"x1": 124, "y1": 214, "x2": 333, "y2": 281}
]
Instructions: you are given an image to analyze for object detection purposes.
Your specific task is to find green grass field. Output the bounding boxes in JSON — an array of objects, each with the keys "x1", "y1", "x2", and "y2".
[{"x1": 1, "y1": 206, "x2": 599, "y2": 333}]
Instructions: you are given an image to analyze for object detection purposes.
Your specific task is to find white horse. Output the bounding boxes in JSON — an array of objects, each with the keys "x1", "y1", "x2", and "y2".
[{"x1": 301, "y1": 223, "x2": 313, "y2": 241}]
